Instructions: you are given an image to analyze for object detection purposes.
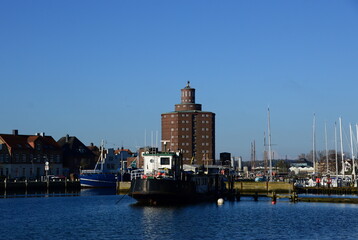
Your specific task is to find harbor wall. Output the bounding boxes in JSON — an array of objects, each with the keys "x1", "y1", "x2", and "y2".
[
  {"x1": 116, "y1": 181, "x2": 131, "y2": 193},
  {"x1": 229, "y1": 181, "x2": 294, "y2": 193},
  {"x1": 0, "y1": 180, "x2": 80, "y2": 193}
]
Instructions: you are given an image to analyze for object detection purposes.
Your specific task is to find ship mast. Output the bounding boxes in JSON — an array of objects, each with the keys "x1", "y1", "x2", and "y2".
[
  {"x1": 335, "y1": 122, "x2": 338, "y2": 176},
  {"x1": 350, "y1": 124, "x2": 356, "y2": 186},
  {"x1": 267, "y1": 107, "x2": 273, "y2": 181},
  {"x1": 325, "y1": 121, "x2": 329, "y2": 174},
  {"x1": 339, "y1": 117, "x2": 344, "y2": 177},
  {"x1": 313, "y1": 113, "x2": 316, "y2": 174}
]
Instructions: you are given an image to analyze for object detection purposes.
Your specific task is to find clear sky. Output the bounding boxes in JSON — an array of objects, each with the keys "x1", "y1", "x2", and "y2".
[{"x1": 1, "y1": 1, "x2": 358, "y2": 161}]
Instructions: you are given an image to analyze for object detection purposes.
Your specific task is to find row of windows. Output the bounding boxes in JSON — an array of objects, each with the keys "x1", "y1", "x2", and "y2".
[
  {"x1": 0, "y1": 167, "x2": 61, "y2": 177},
  {"x1": 170, "y1": 120, "x2": 210, "y2": 124},
  {"x1": 170, "y1": 128, "x2": 211, "y2": 132},
  {"x1": 182, "y1": 91, "x2": 193, "y2": 97},
  {"x1": 163, "y1": 113, "x2": 211, "y2": 118},
  {"x1": 0, "y1": 154, "x2": 61, "y2": 163}
]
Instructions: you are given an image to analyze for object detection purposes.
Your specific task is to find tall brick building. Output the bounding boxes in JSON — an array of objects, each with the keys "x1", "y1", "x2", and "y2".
[{"x1": 161, "y1": 82, "x2": 215, "y2": 165}]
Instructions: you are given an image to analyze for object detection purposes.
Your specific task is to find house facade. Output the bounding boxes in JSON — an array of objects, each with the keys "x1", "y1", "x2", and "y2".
[
  {"x1": 57, "y1": 135, "x2": 96, "y2": 176},
  {"x1": 0, "y1": 130, "x2": 63, "y2": 179}
]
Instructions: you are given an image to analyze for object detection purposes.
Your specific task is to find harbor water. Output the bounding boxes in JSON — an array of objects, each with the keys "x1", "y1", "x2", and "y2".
[{"x1": 1, "y1": 190, "x2": 358, "y2": 240}]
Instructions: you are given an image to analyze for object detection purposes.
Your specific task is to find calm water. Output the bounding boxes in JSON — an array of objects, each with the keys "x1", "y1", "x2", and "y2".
[{"x1": 1, "y1": 190, "x2": 358, "y2": 240}]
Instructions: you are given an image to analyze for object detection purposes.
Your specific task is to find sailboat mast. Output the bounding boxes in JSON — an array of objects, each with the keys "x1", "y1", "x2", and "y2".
[
  {"x1": 313, "y1": 114, "x2": 316, "y2": 174},
  {"x1": 339, "y1": 117, "x2": 344, "y2": 177},
  {"x1": 253, "y1": 140, "x2": 256, "y2": 171},
  {"x1": 267, "y1": 108, "x2": 273, "y2": 181},
  {"x1": 335, "y1": 122, "x2": 338, "y2": 176},
  {"x1": 325, "y1": 121, "x2": 329, "y2": 174},
  {"x1": 350, "y1": 124, "x2": 356, "y2": 184}
]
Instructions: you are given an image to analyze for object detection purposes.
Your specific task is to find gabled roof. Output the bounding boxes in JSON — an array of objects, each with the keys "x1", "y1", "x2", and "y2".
[
  {"x1": 57, "y1": 135, "x2": 94, "y2": 157},
  {"x1": 114, "y1": 148, "x2": 133, "y2": 155},
  {"x1": 0, "y1": 133, "x2": 61, "y2": 152}
]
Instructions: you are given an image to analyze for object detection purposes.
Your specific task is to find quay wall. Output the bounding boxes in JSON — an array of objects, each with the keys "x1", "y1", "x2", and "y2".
[
  {"x1": 229, "y1": 181, "x2": 294, "y2": 193},
  {"x1": 0, "y1": 180, "x2": 80, "y2": 193},
  {"x1": 296, "y1": 186, "x2": 358, "y2": 195},
  {"x1": 116, "y1": 181, "x2": 131, "y2": 193}
]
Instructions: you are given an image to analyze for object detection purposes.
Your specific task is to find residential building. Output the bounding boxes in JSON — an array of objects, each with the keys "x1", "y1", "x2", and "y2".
[
  {"x1": 161, "y1": 82, "x2": 215, "y2": 165},
  {"x1": 0, "y1": 130, "x2": 63, "y2": 179},
  {"x1": 57, "y1": 135, "x2": 95, "y2": 176}
]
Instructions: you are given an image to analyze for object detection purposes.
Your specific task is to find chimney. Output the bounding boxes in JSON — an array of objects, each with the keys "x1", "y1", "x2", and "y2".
[
  {"x1": 66, "y1": 134, "x2": 69, "y2": 143},
  {"x1": 12, "y1": 129, "x2": 18, "y2": 135}
]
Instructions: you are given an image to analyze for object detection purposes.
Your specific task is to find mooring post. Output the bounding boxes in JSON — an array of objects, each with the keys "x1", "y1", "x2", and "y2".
[
  {"x1": 272, "y1": 192, "x2": 277, "y2": 202},
  {"x1": 254, "y1": 192, "x2": 258, "y2": 201},
  {"x1": 290, "y1": 192, "x2": 298, "y2": 202},
  {"x1": 236, "y1": 190, "x2": 241, "y2": 201}
]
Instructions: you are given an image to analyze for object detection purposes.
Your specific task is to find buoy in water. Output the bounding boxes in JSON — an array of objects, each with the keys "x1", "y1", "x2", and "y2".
[
  {"x1": 217, "y1": 198, "x2": 224, "y2": 205},
  {"x1": 271, "y1": 201, "x2": 276, "y2": 205}
]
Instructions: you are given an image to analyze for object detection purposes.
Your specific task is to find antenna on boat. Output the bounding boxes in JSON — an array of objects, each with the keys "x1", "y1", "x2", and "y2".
[{"x1": 161, "y1": 140, "x2": 170, "y2": 152}]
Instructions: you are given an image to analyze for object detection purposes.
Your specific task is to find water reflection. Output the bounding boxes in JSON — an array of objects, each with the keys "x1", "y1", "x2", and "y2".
[
  {"x1": 0, "y1": 187, "x2": 119, "y2": 198},
  {"x1": 139, "y1": 206, "x2": 178, "y2": 239},
  {"x1": 80, "y1": 188, "x2": 116, "y2": 196}
]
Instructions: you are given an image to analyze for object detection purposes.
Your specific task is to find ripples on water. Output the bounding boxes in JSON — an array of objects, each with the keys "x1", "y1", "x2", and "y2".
[{"x1": 1, "y1": 192, "x2": 358, "y2": 240}]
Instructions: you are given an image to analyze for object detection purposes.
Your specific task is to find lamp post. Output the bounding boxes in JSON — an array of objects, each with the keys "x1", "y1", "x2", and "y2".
[{"x1": 45, "y1": 160, "x2": 49, "y2": 181}]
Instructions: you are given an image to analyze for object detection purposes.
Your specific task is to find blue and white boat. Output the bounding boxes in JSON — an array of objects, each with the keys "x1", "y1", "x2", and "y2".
[{"x1": 80, "y1": 142, "x2": 125, "y2": 188}]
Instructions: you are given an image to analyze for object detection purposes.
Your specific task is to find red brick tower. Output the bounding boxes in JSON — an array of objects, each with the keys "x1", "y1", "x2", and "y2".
[{"x1": 161, "y1": 82, "x2": 215, "y2": 165}]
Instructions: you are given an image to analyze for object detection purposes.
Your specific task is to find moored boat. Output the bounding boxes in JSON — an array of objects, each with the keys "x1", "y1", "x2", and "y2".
[
  {"x1": 80, "y1": 142, "x2": 129, "y2": 188},
  {"x1": 129, "y1": 150, "x2": 225, "y2": 205}
]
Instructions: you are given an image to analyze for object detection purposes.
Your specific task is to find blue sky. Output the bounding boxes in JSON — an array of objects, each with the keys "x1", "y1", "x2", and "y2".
[{"x1": 1, "y1": 1, "x2": 358, "y2": 160}]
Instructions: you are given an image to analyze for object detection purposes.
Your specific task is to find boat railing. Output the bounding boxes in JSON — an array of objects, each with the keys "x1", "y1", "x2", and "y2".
[
  {"x1": 81, "y1": 169, "x2": 103, "y2": 174},
  {"x1": 131, "y1": 169, "x2": 144, "y2": 180}
]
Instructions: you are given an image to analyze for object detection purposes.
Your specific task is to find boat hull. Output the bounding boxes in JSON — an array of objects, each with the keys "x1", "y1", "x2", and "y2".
[
  {"x1": 129, "y1": 177, "x2": 223, "y2": 205},
  {"x1": 80, "y1": 173, "x2": 117, "y2": 188}
]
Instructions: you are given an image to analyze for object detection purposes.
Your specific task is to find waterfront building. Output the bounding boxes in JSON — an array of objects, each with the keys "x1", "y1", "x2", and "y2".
[
  {"x1": 0, "y1": 130, "x2": 63, "y2": 179},
  {"x1": 57, "y1": 135, "x2": 96, "y2": 176},
  {"x1": 126, "y1": 147, "x2": 154, "y2": 169},
  {"x1": 161, "y1": 82, "x2": 215, "y2": 165}
]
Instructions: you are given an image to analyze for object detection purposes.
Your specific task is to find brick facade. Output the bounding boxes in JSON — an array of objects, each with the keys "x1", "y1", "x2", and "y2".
[{"x1": 161, "y1": 82, "x2": 215, "y2": 165}]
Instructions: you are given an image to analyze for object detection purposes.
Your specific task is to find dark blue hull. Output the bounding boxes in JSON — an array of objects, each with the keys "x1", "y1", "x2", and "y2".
[{"x1": 80, "y1": 173, "x2": 117, "y2": 188}]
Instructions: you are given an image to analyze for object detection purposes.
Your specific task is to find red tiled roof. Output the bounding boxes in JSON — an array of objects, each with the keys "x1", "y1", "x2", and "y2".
[
  {"x1": 114, "y1": 149, "x2": 133, "y2": 155},
  {"x1": 0, "y1": 134, "x2": 60, "y2": 152}
]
